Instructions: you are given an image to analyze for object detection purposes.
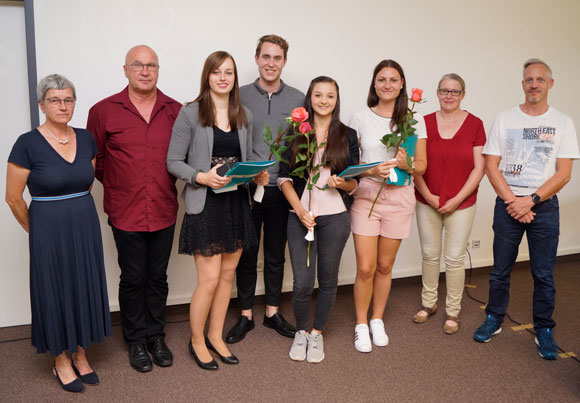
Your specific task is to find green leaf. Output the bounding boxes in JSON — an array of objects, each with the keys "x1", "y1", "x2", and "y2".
[
  {"x1": 285, "y1": 134, "x2": 299, "y2": 142},
  {"x1": 307, "y1": 183, "x2": 313, "y2": 190},
  {"x1": 311, "y1": 171, "x2": 321, "y2": 185},
  {"x1": 263, "y1": 126, "x2": 272, "y2": 143},
  {"x1": 406, "y1": 154, "x2": 413, "y2": 169},
  {"x1": 278, "y1": 146, "x2": 288, "y2": 153},
  {"x1": 293, "y1": 165, "x2": 307, "y2": 173},
  {"x1": 408, "y1": 118, "x2": 418, "y2": 126},
  {"x1": 297, "y1": 143, "x2": 308, "y2": 149}
]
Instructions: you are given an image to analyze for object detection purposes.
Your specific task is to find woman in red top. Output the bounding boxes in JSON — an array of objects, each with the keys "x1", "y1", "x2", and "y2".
[{"x1": 413, "y1": 73, "x2": 486, "y2": 334}]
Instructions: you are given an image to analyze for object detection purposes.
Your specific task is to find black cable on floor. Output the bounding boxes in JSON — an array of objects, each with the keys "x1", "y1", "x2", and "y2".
[{"x1": 465, "y1": 248, "x2": 580, "y2": 364}]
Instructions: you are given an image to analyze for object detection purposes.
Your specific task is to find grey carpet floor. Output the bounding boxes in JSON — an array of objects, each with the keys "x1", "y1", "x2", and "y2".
[{"x1": 1, "y1": 255, "x2": 579, "y2": 402}]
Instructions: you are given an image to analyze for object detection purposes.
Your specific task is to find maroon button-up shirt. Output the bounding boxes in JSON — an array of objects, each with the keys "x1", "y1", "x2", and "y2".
[{"x1": 87, "y1": 87, "x2": 182, "y2": 232}]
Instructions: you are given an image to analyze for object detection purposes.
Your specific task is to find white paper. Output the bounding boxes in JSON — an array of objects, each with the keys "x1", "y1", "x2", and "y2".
[{"x1": 253, "y1": 185, "x2": 265, "y2": 202}]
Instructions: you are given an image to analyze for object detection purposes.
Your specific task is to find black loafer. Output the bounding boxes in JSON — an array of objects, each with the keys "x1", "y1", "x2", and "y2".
[
  {"x1": 147, "y1": 338, "x2": 173, "y2": 367},
  {"x1": 129, "y1": 343, "x2": 153, "y2": 373},
  {"x1": 71, "y1": 358, "x2": 99, "y2": 385},
  {"x1": 263, "y1": 312, "x2": 296, "y2": 338},
  {"x1": 225, "y1": 316, "x2": 255, "y2": 344},
  {"x1": 188, "y1": 339, "x2": 218, "y2": 370},
  {"x1": 205, "y1": 337, "x2": 239, "y2": 365}
]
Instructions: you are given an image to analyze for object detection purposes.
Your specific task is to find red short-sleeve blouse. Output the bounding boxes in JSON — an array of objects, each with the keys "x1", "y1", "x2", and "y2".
[{"x1": 415, "y1": 112, "x2": 486, "y2": 210}]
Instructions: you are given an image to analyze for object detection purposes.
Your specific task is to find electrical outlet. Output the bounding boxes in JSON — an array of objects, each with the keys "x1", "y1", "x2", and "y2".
[{"x1": 472, "y1": 239, "x2": 480, "y2": 249}]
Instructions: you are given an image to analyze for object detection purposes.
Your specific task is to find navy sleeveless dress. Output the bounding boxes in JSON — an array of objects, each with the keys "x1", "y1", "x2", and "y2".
[{"x1": 8, "y1": 128, "x2": 111, "y2": 356}]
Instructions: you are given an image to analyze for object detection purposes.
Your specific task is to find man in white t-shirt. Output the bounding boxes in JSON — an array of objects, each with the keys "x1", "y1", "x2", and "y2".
[{"x1": 473, "y1": 59, "x2": 579, "y2": 360}]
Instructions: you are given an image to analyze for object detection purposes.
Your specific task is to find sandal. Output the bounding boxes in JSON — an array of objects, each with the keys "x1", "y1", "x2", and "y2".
[
  {"x1": 412, "y1": 304, "x2": 437, "y2": 324},
  {"x1": 443, "y1": 315, "x2": 460, "y2": 334}
]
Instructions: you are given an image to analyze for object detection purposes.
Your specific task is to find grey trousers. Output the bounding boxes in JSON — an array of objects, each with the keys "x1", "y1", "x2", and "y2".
[{"x1": 287, "y1": 211, "x2": 350, "y2": 331}]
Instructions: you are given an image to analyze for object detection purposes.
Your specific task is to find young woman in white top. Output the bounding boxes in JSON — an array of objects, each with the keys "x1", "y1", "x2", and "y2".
[{"x1": 349, "y1": 60, "x2": 427, "y2": 352}]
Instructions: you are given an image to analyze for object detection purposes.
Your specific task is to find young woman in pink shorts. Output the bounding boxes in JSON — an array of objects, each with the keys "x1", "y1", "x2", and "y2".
[{"x1": 348, "y1": 60, "x2": 427, "y2": 352}]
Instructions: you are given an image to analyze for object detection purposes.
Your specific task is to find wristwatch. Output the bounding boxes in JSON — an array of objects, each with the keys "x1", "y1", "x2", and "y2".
[{"x1": 530, "y1": 193, "x2": 542, "y2": 205}]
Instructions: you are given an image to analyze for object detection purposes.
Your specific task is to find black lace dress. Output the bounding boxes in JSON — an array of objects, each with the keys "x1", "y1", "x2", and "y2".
[{"x1": 179, "y1": 127, "x2": 257, "y2": 257}]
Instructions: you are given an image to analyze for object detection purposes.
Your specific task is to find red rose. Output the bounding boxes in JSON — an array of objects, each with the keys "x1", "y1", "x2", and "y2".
[
  {"x1": 411, "y1": 88, "x2": 423, "y2": 103},
  {"x1": 291, "y1": 107, "x2": 309, "y2": 123},
  {"x1": 299, "y1": 122, "x2": 312, "y2": 134}
]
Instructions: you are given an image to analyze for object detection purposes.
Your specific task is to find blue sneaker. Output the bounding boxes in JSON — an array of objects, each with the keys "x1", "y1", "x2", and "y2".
[
  {"x1": 535, "y1": 328, "x2": 558, "y2": 360},
  {"x1": 473, "y1": 314, "x2": 502, "y2": 343}
]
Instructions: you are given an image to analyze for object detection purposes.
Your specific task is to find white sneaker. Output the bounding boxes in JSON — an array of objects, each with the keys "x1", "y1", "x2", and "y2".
[
  {"x1": 369, "y1": 318, "x2": 389, "y2": 346},
  {"x1": 354, "y1": 324, "x2": 372, "y2": 353},
  {"x1": 289, "y1": 330, "x2": 308, "y2": 361},
  {"x1": 306, "y1": 332, "x2": 325, "y2": 363}
]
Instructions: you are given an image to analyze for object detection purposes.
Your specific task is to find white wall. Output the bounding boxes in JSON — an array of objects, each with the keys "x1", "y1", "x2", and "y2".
[
  {"x1": 0, "y1": 2, "x2": 32, "y2": 326},
  {"x1": 2, "y1": 0, "x2": 579, "y2": 326}
]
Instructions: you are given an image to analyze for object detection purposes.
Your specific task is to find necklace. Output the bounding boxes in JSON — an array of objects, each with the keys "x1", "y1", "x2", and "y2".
[{"x1": 44, "y1": 126, "x2": 70, "y2": 145}]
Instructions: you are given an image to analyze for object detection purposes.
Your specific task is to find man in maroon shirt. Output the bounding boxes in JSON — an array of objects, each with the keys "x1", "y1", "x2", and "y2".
[{"x1": 87, "y1": 45, "x2": 181, "y2": 373}]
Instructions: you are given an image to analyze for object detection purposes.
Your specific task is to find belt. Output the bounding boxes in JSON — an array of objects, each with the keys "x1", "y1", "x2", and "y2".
[{"x1": 31, "y1": 191, "x2": 89, "y2": 202}]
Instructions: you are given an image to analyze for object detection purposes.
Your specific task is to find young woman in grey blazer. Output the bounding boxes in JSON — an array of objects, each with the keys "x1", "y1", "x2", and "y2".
[{"x1": 167, "y1": 51, "x2": 268, "y2": 370}]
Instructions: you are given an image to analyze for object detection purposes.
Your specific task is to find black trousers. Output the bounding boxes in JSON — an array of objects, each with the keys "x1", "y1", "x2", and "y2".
[
  {"x1": 110, "y1": 222, "x2": 175, "y2": 344},
  {"x1": 235, "y1": 185, "x2": 289, "y2": 310}
]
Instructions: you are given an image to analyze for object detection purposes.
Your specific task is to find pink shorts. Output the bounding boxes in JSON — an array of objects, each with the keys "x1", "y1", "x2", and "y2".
[{"x1": 350, "y1": 178, "x2": 416, "y2": 239}]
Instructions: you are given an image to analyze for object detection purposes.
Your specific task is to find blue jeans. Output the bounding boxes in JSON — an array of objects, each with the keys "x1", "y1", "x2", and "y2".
[
  {"x1": 485, "y1": 196, "x2": 559, "y2": 329},
  {"x1": 287, "y1": 211, "x2": 350, "y2": 331}
]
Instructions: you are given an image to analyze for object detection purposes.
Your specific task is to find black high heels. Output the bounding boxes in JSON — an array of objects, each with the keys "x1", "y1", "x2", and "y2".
[
  {"x1": 71, "y1": 357, "x2": 100, "y2": 385},
  {"x1": 188, "y1": 339, "x2": 218, "y2": 370},
  {"x1": 205, "y1": 337, "x2": 239, "y2": 364},
  {"x1": 53, "y1": 366, "x2": 85, "y2": 393}
]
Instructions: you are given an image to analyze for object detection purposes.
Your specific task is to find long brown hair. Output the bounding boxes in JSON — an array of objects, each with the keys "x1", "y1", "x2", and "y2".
[
  {"x1": 366, "y1": 59, "x2": 408, "y2": 132},
  {"x1": 290, "y1": 76, "x2": 349, "y2": 171},
  {"x1": 190, "y1": 51, "x2": 247, "y2": 130}
]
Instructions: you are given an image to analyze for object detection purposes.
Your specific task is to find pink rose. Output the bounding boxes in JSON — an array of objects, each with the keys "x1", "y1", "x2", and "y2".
[
  {"x1": 411, "y1": 88, "x2": 423, "y2": 103},
  {"x1": 299, "y1": 122, "x2": 312, "y2": 134},
  {"x1": 291, "y1": 107, "x2": 309, "y2": 123}
]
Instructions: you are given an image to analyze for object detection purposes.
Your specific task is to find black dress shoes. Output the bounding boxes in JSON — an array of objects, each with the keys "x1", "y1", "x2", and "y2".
[
  {"x1": 225, "y1": 316, "x2": 255, "y2": 344},
  {"x1": 129, "y1": 343, "x2": 153, "y2": 373},
  {"x1": 147, "y1": 338, "x2": 173, "y2": 367},
  {"x1": 188, "y1": 339, "x2": 218, "y2": 370},
  {"x1": 71, "y1": 357, "x2": 99, "y2": 385},
  {"x1": 263, "y1": 312, "x2": 296, "y2": 338},
  {"x1": 205, "y1": 337, "x2": 239, "y2": 364}
]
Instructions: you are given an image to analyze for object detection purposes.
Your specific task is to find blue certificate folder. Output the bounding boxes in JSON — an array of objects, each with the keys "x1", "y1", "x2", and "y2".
[
  {"x1": 211, "y1": 160, "x2": 276, "y2": 193},
  {"x1": 321, "y1": 161, "x2": 382, "y2": 189},
  {"x1": 386, "y1": 134, "x2": 418, "y2": 186},
  {"x1": 338, "y1": 161, "x2": 383, "y2": 179}
]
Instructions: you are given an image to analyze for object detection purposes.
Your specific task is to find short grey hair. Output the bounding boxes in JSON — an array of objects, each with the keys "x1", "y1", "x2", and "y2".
[
  {"x1": 37, "y1": 74, "x2": 76, "y2": 103},
  {"x1": 523, "y1": 58, "x2": 552, "y2": 79},
  {"x1": 437, "y1": 73, "x2": 466, "y2": 92}
]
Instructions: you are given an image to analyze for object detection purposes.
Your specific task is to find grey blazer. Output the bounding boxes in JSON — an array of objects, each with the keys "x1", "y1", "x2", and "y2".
[{"x1": 166, "y1": 102, "x2": 253, "y2": 214}]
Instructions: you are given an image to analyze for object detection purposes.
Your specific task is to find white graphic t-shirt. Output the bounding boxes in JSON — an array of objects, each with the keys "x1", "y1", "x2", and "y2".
[{"x1": 483, "y1": 106, "x2": 579, "y2": 195}]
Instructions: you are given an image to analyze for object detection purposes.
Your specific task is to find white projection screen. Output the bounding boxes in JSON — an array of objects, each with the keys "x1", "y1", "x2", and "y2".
[{"x1": 1, "y1": 0, "x2": 578, "y2": 326}]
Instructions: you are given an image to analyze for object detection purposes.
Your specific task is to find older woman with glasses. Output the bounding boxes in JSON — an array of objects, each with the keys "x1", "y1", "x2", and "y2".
[
  {"x1": 6, "y1": 74, "x2": 111, "y2": 392},
  {"x1": 413, "y1": 73, "x2": 486, "y2": 334}
]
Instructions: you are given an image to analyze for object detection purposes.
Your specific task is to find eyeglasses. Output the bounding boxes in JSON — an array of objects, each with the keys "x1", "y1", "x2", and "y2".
[
  {"x1": 437, "y1": 89, "x2": 463, "y2": 97},
  {"x1": 45, "y1": 97, "x2": 75, "y2": 106},
  {"x1": 127, "y1": 62, "x2": 159, "y2": 71}
]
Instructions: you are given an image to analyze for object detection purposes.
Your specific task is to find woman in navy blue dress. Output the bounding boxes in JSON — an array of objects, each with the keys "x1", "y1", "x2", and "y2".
[{"x1": 6, "y1": 74, "x2": 111, "y2": 393}]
